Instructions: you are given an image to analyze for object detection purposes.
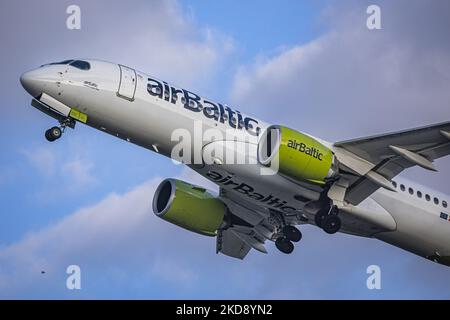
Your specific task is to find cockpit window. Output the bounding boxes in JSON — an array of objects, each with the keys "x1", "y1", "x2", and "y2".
[
  {"x1": 70, "y1": 60, "x2": 91, "y2": 70},
  {"x1": 42, "y1": 59, "x2": 90, "y2": 70},
  {"x1": 42, "y1": 60, "x2": 74, "y2": 67}
]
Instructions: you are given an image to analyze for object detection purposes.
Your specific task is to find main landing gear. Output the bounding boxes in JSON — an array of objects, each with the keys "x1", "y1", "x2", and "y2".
[
  {"x1": 314, "y1": 206, "x2": 341, "y2": 234},
  {"x1": 275, "y1": 225, "x2": 302, "y2": 254}
]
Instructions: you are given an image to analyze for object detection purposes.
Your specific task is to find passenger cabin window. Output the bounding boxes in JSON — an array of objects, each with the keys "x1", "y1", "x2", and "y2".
[{"x1": 397, "y1": 181, "x2": 447, "y2": 207}]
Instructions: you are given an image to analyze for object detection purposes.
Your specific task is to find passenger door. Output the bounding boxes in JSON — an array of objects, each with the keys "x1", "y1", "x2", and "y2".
[{"x1": 117, "y1": 65, "x2": 137, "y2": 101}]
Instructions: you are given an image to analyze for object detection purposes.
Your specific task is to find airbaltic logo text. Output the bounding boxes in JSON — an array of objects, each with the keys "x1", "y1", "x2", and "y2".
[
  {"x1": 287, "y1": 140, "x2": 324, "y2": 161},
  {"x1": 207, "y1": 171, "x2": 296, "y2": 213},
  {"x1": 147, "y1": 77, "x2": 261, "y2": 136}
]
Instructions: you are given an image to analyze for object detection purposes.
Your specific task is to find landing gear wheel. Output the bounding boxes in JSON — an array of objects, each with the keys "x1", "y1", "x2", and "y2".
[
  {"x1": 322, "y1": 215, "x2": 341, "y2": 234},
  {"x1": 45, "y1": 126, "x2": 62, "y2": 142},
  {"x1": 282, "y1": 226, "x2": 302, "y2": 242},
  {"x1": 314, "y1": 208, "x2": 329, "y2": 228},
  {"x1": 275, "y1": 237, "x2": 294, "y2": 254},
  {"x1": 45, "y1": 130, "x2": 54, "y2": 142}
]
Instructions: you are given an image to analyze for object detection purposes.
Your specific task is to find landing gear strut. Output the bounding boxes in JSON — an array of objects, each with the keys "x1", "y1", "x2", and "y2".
[{"x1": 315, "y1": 205, "x2": 341, "y2": 234}]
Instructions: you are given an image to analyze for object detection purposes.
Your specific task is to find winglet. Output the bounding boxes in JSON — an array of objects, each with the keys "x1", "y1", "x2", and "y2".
[{"x1": 389, "y1": 145, "x2": 437, "y2": 172}]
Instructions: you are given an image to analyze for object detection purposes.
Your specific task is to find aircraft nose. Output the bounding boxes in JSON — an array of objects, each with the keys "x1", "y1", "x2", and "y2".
[{"x1": 20, "y1": 69, "x2": 46, "y2": 98}]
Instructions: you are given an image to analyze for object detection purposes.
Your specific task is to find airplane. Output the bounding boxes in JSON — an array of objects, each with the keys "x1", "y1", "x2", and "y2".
[{"x1": 20, "y1": 59, "x2": 450, "y2": 266}]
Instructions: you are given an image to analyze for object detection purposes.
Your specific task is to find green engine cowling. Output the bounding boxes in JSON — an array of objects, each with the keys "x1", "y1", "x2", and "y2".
[
  {"x1": 258, "y1": 125, "x2": 337, "y2": 184},
  {"x1": 152, "y1": 178, "x2": 226, "y2": 236}
]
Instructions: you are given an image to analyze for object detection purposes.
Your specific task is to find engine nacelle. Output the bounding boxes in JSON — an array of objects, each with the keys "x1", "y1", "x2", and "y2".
[
  {"x1": 258, "y1": 125, "x2": 337, "y2": 184},
  {"x1": 152, "y1": 178, "x2": 226, "y2": 236}
]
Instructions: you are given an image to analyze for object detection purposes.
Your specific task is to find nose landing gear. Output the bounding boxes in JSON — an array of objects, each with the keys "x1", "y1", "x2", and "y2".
[
  {"x1": 45, "y1": 126, "x2": 62, "y2": 142},
  {"x1": 44, "y1": 117, "x2": 75, "y2": 142}
]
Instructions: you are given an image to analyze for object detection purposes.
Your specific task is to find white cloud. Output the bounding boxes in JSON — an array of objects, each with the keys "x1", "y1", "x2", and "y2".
[
  {"x1": 20, "y1": 144, "x2": 97, "y2": 194},
  {"x1": 230, "y1": 0, "x2": 450, "y2": 190},
  {"x1": 2, "y1": 0, "x2": 234, "y2": 107},
  {"x1": 0, "y1": 177, "x2": 160, "y2": 297},
  {"x1": 20, "y1": 146, "x2": 56, "y2": 177},
  {"x1": 1, "y1": 166, "x2": 450, "y2": 299},
  {"x1": 106, "y1": 0, "x2": 234, "y2": 87},
  {"x1": 0, "y1": 0, "x2": 237, "y2": 127},
  {"x1": 151, "y1": 256, "x2": 197, "y2": 287},
  {"x1": 4, "y1": 0, "x2": 450, "y2": 299},
  {"x1": 0, "y1": 168, "x2": 219, "y2": 298},
  {"x1": 231, "y1": 1, "x2": 450, "y2": 141},
  {"x1": 61, "y1": 157, "x2": 96, "y2": 188}
]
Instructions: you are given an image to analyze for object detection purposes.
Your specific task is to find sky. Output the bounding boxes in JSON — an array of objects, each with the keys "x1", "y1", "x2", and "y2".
[{"x1": 0, "y1": 0, "x2": 450, "y2": 299}]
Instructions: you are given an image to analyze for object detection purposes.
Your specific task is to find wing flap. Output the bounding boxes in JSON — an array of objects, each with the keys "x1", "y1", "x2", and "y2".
[
  {"x1": 230, "y1": 228, "x2": 268, "y2": 254},
  {"x1": 334, "y1": 122, "x2": 450, "y2": 205},
  {"x1": 216, "y1": 228, "x2": 252, "y2": 260}
]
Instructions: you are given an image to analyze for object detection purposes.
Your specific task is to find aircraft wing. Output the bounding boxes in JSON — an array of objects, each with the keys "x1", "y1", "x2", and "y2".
[{"x1": 333, "y1": 121, "x2": 450, "y2": 205}]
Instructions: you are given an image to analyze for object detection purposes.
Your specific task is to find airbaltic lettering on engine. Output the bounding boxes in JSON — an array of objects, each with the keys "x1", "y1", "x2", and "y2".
[
  {"x1": 206, "y1": 170, "x2": 296, "y2": 214},
  {"x1": 147, "y1": 77, "x2": 261, "y2": 136},
  {"x1": 287, "y1": 139, "x2": 323, "y2": 161}
]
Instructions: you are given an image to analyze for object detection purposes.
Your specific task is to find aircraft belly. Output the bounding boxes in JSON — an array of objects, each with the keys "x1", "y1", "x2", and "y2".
[
  {"x1": 371, "y1": 190, "x2": 450, "y2": 259},
  {"x1": 335, "y1": 197, "x2": 397, "y2": 238}
]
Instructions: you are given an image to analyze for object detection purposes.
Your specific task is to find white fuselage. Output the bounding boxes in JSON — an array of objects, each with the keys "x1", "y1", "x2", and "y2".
[{"x1": 20, "y1": 59, "x2": 450, "y2": 266}]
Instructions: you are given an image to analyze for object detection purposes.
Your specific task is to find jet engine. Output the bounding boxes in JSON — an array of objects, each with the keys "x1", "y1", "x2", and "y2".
[
  {"x1": 152, "y1": 178, "x2": 226, "y2": 236},
  {"x1": 258, "y1": 125, "x2": 338, "y2": 184}
]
